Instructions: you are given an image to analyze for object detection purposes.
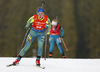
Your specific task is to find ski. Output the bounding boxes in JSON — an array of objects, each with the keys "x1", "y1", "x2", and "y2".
[
  {"x1": 6, "y1": 63, "x2": 17, "y2": 67},
  {"x1": 33, "y1": 65, "x2": 45, "y2": 69},
  {"x1": 7, "y1": 64, "x2": 45, "y2": 69},
  {"x1": 7, "y1": 63, "x2": 45, "y2": 69}
]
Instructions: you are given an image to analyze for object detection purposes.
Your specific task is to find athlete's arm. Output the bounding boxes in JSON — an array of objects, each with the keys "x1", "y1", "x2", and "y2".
[{"x1": 25, "y1": 16, "x2": 34, "y2": 28}]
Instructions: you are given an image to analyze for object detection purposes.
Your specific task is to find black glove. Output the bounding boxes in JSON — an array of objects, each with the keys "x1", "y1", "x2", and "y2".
[
  {"x1": 60, "y1": 36, "x2": 64, "y2": 38},
  {"x1": 25, "y1": 27, "x2": 28, "y2": 30}
]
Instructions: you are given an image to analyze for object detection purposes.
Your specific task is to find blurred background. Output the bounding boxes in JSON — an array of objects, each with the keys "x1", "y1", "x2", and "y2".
[{"x1": 0, "y1": 0, "x2": 100, "y2": 58}]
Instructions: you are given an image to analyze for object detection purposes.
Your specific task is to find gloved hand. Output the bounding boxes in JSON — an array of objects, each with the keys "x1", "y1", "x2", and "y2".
[
  {"x1": 25, "y1": 27, "x2": 28, "y2": 30},
  {"x1": 60, "y1": 36, "x2": 64, "y2": 38},
  {"x1": 47, "y1": 32, "x2": 50, "y2": 35}
]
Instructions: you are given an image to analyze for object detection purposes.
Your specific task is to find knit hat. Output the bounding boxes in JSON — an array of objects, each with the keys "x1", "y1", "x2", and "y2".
[{"x1": 37, "y1": 8, "x2": 44, "y2": 13}]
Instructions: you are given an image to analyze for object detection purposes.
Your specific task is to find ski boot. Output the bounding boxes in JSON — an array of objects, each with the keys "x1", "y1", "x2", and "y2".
[
  {"x1": 13, "y1": 55, "x2": 22, "y2": 65},
  {"x1": 7, "y1": 58, "x2": 20, "y2": 67},
  {"x1": 36, "y1": 59, "x2": 40, "y2": 66},
  {"x1": 6, "y1": 55, "x2": 22, "y2": 67},
  {"x1": 13, "y1": 59, "x2": 20, "y2": 65},
  {"x1": 49, "y1": 53, "x2": 52, "y2": 58},
  {"x1": 63, "y1": 55, "x2": 66, "y2": 58},
  {"x1": 36, "y1": 56, "x2": 41, "y2": 66},
  {"x1": 62, "y1": 54, "x2": 66, "y2": 58}
]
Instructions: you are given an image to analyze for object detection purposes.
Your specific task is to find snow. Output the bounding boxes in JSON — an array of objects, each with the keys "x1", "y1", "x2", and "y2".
[{"x1": 0, "y1": 57, "x2": 100, "y2": 72}]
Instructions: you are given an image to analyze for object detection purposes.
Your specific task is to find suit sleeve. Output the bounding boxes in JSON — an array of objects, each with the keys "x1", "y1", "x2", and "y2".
[
  {"x1": 25, "y1": 16, "x2": 34, "y2": 28},
  {"x1": 46, "y1": 18, "x2": 51, "y2": 35}
]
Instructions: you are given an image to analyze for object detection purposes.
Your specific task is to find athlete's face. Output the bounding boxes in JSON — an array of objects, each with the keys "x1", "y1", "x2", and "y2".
[
  {"x1": 52, "y1": 25, "x2": 56, "y2": 27},
  {"x1": 37, "y1": 12, "x2": 44, "y2": 19}
]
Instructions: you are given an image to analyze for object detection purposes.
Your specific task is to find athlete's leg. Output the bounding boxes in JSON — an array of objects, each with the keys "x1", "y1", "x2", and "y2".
[
  {"x1": 49, "y1": 35, "x2": 55, "y2": 58},
  {"x1": 36, "y1": 32, "x2": 45, "y2": 66},
  {"x1": 37, "y1": 33, "x2": 45, "y2": 57},
  {"x1": 56, "y1": 35, "x2": 66, "y2": 58},
  {"x1": 19, "y1": 29, "x2": 36, "y2": 56},
  {"x1": 13, "y1": 29, "x2": 37, "y2": 64}
]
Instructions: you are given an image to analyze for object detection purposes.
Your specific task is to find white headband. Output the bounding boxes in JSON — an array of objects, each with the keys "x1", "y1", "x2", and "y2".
[{"x1": 52, "y1": 21, "x2": 57, "y2": 26}]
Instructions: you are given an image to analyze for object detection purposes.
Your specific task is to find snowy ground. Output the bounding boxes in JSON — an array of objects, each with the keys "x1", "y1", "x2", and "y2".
[{"x1": 0, "y1": 57, "x2": 100, "y2": 72}]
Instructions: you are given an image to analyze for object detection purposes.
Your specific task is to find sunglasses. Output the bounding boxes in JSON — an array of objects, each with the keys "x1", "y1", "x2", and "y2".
[{"x1": 37, "y1": 13, "x2": 44, "y2": 15}]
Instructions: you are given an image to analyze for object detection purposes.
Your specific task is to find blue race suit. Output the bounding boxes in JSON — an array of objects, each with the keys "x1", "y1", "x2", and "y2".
[
  {"x1": 17, "y1": 15, "x2": 50, "y2": 61},
  {"x1": 49, "y1": 24, "x2": 65, "y2": 57}
]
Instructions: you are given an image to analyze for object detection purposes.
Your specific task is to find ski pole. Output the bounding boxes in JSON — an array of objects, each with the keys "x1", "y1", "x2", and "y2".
[
  {"x1": 42, "y1": 0, "x2": 45, "y2": 8},
  {"x1": 61, "y1": 38, "x2": 68, "y2": 51},
  {"x1": 41, "y1": 0, "x2": 47, "y2": 60},
  {"x1": 20, "y1": 28, "x2": 30, "y2": 48},
  {"x1": 44, "y1": 28, "x2": 47, "y2": 60}
]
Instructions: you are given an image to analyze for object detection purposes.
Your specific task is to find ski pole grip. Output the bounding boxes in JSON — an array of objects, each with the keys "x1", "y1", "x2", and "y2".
[{"x1": 42, "y1": 1, "x2": 45, "y2": 4}]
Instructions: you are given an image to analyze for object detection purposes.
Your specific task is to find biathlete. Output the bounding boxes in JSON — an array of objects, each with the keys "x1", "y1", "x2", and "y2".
[
  {"x1": 12, "y1": 7, "x2": 50, "y2": 66},
  {"x1": 49, "y1": 19, "x2": 66, "y2": 58}
]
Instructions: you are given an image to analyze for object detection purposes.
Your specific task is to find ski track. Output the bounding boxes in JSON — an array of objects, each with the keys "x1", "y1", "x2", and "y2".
[{"x1": 0, "y1": 57, "x2": 100, "y2": 72}]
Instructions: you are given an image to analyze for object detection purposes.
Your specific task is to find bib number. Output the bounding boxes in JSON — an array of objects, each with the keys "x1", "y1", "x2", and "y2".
[{"x1": 36, "y1": 26, "x2": 41, "y2": 29}]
